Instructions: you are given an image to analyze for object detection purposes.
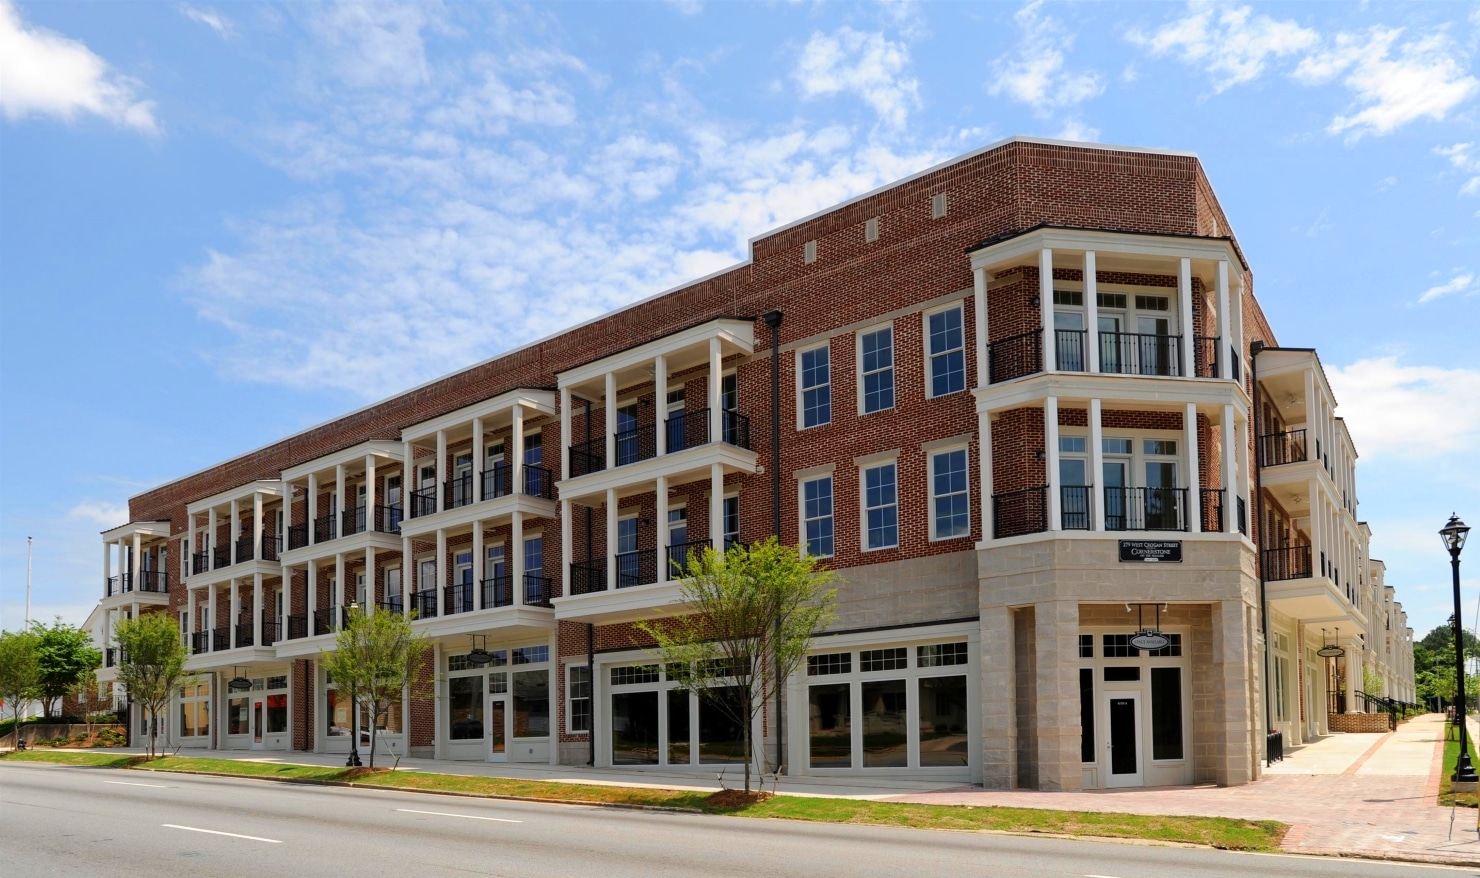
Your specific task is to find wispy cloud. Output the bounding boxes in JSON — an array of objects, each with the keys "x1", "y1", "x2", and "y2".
[
  {"x1": 1416, "y1": 271, "x2": 1476, "y2": 304},
  {"x1": 793, "y1": 27, "x2": 920, "y2": 128},
  {"x1": 0, "y1": 0, "x2": 157, "y2": 133},
  {"x1": 1435, "y1": 143, "x2": 1480, "y2": 196},
  {"x1": 178, "y1": 4, "x2": 234, "y2": 38},
  {"x1": 988, "y1": 1, "x2": 1103, "y2": 116},
  {"x1": 1327, "y1": 357, "x2": 1480, "y2": 458},
  {"x1": 1128, "y1": 2, "x2": 1317, "y2": 93}
]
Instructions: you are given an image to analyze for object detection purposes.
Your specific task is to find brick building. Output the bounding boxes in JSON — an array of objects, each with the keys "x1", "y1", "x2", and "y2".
[{"x1": 87, "y1": 137, "x2": 1415, "y2": 789}]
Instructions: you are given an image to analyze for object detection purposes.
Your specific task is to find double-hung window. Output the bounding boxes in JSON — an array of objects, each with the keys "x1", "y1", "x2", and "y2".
[
  {"x1": 800, "y1": 345, "x2": 831, "y2": 428},
  {"x1": 862, "y1": 462, "x2": 898, "y2": 550},
  {"x1": 927, "y1": 306, "x2": 966, "y2": 396},
  {"x1": 859, "y1": 326, "x2": 894, "y2": 413},
  {"x1": 802, "y1": 476, "x2": 834, "y2": 558},
  {"x1": 930, "y1": 448, "x2": 970, "y2": 540}
]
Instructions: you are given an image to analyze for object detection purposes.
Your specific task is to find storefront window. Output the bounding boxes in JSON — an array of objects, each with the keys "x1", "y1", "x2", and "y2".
[
  {"x1": 512, "y1": 670, "x2": 548, "y2": 737},
  {"x1": 918, "y1": 675, "x2": 968, "y2": 767},
  {"x1": 448, "y1": 677, "x2": 482, "y2": 740},
  {"x1": 612, "y1": 691, "x2": 659, "y2": 764},
  {"x1": 808, "y1": 683, "x2": 851, "y2": 768},
  {"x1": 1151, "y1": 667, "x2": 1183, "y2": 760},
  {"x1": 861, "y1": 679, "x2": 907, "y2": 767}
]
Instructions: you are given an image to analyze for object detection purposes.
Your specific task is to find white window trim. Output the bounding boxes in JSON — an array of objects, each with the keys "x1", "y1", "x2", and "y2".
[
  {"x1": 859, "y1": 459, "x2": 900, "y2": 552},
  {"x1": 928, "y1": 443, "x2": 972, "y2": 542},
  {"x1": 922, "y1": 302, "x2": 967, "y2": 399},
  {"x1": 566, "y1": 662, "x2": 592, "y2": 736},
  {"x1": 855, "y1": 322, "x2": 896, "y2": 416},
  {"x1": 796, "y1": 342, "x2": 832, "y2": 430},
  {"x1": 797, "y1": 473, "x2": 836, "y2": 559}
]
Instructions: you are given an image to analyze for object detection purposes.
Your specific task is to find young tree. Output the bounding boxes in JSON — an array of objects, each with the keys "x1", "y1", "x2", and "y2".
[
  {"x1": 0, "y1": 629, "x2": 42, "y2": 747},
  {"x1": 638, "y1": 537, "x2": 837, "y2": 796},
  {"x1": 114, "y1": 612, "x2": 195, "y2": 758},
  {"x1": 319, "y1": 605, "x2": 430, "y2": 769},
  {"x1": 31, "y1": 619, "x2": 102, "y2": 719}
]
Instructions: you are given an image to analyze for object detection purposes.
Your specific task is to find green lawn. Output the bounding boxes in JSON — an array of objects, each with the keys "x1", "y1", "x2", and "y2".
[{"x1": 2, "y1": 750, "x2": 1285, "y2": 851}]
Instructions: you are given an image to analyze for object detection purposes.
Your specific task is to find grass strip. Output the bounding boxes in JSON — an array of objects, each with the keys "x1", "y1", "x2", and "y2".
[{"x1": 3, "y1": 750, "x2": 1283, "y2": 851}]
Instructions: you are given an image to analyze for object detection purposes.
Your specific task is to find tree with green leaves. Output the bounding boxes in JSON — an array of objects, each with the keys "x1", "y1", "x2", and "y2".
[
  {"x1": 319, "y1": 605, "x2": 430, "y2": 769},
  {"x1": 114, "y1": 612, "x2": 195, "y2": 758},
  {"x1": 638, "y1": 537, "x2": 837, "y2": 796},
  {"x1": 0, "y1": 629, "x2": 42, "y2": 746},
  {"x1": 31, "y1": 619, "x2": 101, "y2": 719}
]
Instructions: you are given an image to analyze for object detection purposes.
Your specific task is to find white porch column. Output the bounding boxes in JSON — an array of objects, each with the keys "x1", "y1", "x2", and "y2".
[
  {"x1": 434, "y1": 530, "x2": 446, "y2": 613},
  {"x1": 511, "y1": 512, "x2": 525, "y2": 607},
  {"x1": 252, "y1": 573, "x2": 263, "y2": 646},
  {"x1": 253, "y1": 493, "x2": 264, "y2": 560},
  {"x1": 1039, "y1": 249, "x2": 1056, "y2": 373},
  {"x1": 511, "y1": 406, "x2": 525, "y2": 495},
  {"x1": 978, "y1": 412, "x2": 994, "y2": 539},
  {"x1": 401, "y1": 535, "x2": 413, "y2": 617},
  {"x1": 435, "y1": 431, "x2": 447, "y2": 513},
  {"x1": 1045, "y1": 397, "x2": 1061, "y2": 531},
  {"x1": 1216, "y1": 260, "x2": 1231, "y2": 379},
  {"x1": 973, "y1": 268, "x2": 989, "y2": 387},
  {"x1": 1089, "y1": 399, "x2": 1105, "y2": 531},
  {"x1": 604, "y1": 373, "x2": 617, "y2": 470},
  {"x1": 1178, "y1": 257, "x2": 1195, "y2": 378},
  {"x1": 229, "y1": 578, "x2": 240, "y2": 648},
  {"x1": 472, "y1": 520, "x2": 484, "y2": 609},
  {"x1": 605, "y1": 488, "x2": 618, "y2": 591},
  {"x1": 1186, "y1": 403, "x2": 1202, "y2": 533},
  {"x1": 229, "y1": 499, "x2": 240, "y2": 565},
  {"x1": 1221, "y1": 405, "x2": 1238, "y2": 534},
  {"x1": 654, "y1": 354, "x2": 668, "y2": 456},
  {"x1": 306, "y1": 474, "x2": 317, "y2": 545},
  {"x1": 364, "y1": 455, "x2": 377, "y2": 532},
  {"x1": 708, "y1": 337, "x2": 723, "y2": 443},
  {"x1": 559, "y1": 388, "x2": 572, "y2": 480},
  {"x1": 560, "y1": 499, "x2": 573, "y2": 594},
  {"x1": 656, "y1": 474, "x2": 669, "y2": 583},
  {"x1": 207, "y1": 507, "x2": 218, "y2": 564},
  {"x1": 1084, "y1": 251, "x2": 1100, "y2": 373},
  {"x1": 472, "y1": 417, "x2": 484, "y2": 500},
  {"x1": 709, "y1": 463, "x2": 724, "y2": 550}
]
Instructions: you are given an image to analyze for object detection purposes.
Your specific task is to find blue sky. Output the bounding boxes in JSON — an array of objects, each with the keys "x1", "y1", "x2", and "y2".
[{"x1": 1, "y1": 0, "x2": 1476, "y2": 641}]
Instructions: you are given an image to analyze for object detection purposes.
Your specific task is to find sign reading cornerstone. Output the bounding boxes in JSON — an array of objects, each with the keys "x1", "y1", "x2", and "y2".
[{"x1": 1118, "y1": 540, "x2": 1183, "y2": 563}]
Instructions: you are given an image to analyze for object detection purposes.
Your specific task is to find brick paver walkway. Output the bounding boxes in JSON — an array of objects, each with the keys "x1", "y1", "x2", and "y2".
[{"x1": 886, "y1": 713, "x2": 1480, "y2": 865}]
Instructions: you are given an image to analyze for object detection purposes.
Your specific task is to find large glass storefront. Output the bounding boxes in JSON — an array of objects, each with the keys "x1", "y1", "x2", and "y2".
[{"x1": 607, "y1": 665, "x2": 747, "y2": 767}]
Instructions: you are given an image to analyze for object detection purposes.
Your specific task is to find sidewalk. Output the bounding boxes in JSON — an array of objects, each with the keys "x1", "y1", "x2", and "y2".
[{"x1": 886, "y1": 713, "x2": 1480, "y2": 865}]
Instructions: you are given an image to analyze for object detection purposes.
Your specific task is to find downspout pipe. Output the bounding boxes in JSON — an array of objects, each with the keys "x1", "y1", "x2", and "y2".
[
  {"x1": 763, "y1": 309, "x2": 784, "y2": 774},
  {"x1": 1250, "y1": 340, "x2": 1274, "y2": 767}
]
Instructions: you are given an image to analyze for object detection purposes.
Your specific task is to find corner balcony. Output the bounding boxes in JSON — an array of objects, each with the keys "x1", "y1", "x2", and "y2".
[{"x1": 558, "y1": 408, "x2": 756, "y2": 504}]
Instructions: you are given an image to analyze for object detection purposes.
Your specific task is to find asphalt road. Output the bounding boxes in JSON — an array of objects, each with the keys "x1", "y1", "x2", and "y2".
[{"x1": 0, "y1": 761, "x2": 1466, "y2": 878}]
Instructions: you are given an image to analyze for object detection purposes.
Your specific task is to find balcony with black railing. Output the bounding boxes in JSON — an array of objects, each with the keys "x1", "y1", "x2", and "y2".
[
  {"x1": 1258, "y1": 429, "x2": 1308, "y2": 467},
  {"x1": 211, "y1": 626, "x2": 230, "y2": 652},
  {"x1": 524, "y1": 572, "x2": 553, "y2": 608},
  {"x1": 1103, "y1": 486, "x2": 1188, "y2": 532},
  {"x1": 444, "y1": 582, "x2": 475, "y2": 615},
  {"x1": 569, "y1": 560, "x2": 606, "y2": 595},
  {"x1": 482, "y1": 575, "x2": 513, "y2": 609},
  {"x1": 286, "y1": 612, "x2": 308, "y2": 640},
  {"x1": 992, "y1": 486, "x2": 1048, "y2": 538},
  {"x1": 1262, "y1": 545, "x2": 1313, "y2": 582},
  {"x1": 987, "y1": 330, "x2": 1042, "y2": 384}
]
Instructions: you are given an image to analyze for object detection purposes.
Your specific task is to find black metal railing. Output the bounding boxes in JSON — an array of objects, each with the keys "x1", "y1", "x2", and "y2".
[
  {"x1": 445, "y1": 474, "x2": 474, "y2": 510},
  {"x1": 193, "y1": 551, "x2": 210, "y2": 574},
  {"x1": 414, "y1": 589, "x2": 438, "y2": 619},
  {"x1": 482, "y1": 575, "x2": 513, "y2": 609},
  {"x1": 313, "y1": 514, "x2": 337, "y2": 544},
  {"x1": 1262, "y1": 545, "x2": 1312, "y2": 582},
  {"x1": 1060, "y1": 485, "x2": 1091, "y2": 530},
  {"x1": 377, "y1": 597, "x2": 404, "y2": 615},
  {"x1": 1103, "y1": 486, "x2": 1188, "y2": 531},
  {"x1": 341, "y1": 505, "x2": 366, "y2": 537},
  {"x1": 410, "y1": 485, "x2": 437, "y2": 518},
  {"x1": 288, "y1": 523, "x2": 309, "y2": 550},
  {"x1": 260, "y1": 535, "x2": 283, "y2": 563},
  {"x1": 987, "y1": 330, "x2": 1042, "y2": 384},
  {"x1": 260, "y1": 619, "x2": 279, "y2": 647},
  {"x1": 1055, "y1": 329, "x2": 1087, "y2": 372},
  {"x1": 524, "y1": 572, "x2": 553, "y2": 608},
  {"x1": 287, "y1": 612, "x2": 308, "y2": 640},
  {"x1": 211, "y1": 626, "x2": 230, "y2": 652},
  {"x1": 614, "y1": 423, "x2": 657, "y2": 467},
  {"x1": 444, "y1": 582, "x2": 475, "y2": 615},
  {"x1": 313, "y1": 607, "x2": 341, "y2": 636},
  {"x1": 213, "y1": 545, "x2": 231, "y2": 569},
  {"x1": 569, "y1": 560, "x2": 607, "y2": 595},
  {"x1": 191, "y1": 631, "x2": 210, "y2": 655},
  {"x1": 235, "y1": 536, "x2": 255, "y2": 563},
  {"x1": 1257, "y1": 429, "x2": 1307, "y2": 467},
  {"x1": 1201, "y1": 488, "x2": 1225, "y2": 533},
  {"x1": 569, "y1": 439, "x2": 605, "y2": 477},
  {"x1": 616, "y1": 549, "x2": 657, "y2": 588},
  {"x1": 992, "y1": 486, "x2": 1048, "y2": 538},
  {"x1": 1193, "y1": 335, "x2": 1219, "y2": 378},
  {"x1": 523, "y1": 464, "x2": 553, "y2": 499},
  {"x1": 482, "y1": 463, "x2": 513, "y2": 500},
  {"x1": 374, "y1": 504, "x2": 402, "y2": 534},
  {"x1": 1098, "y1": 331, "x2": 1181, "y2": 377},
  {"x1": 666, "y1": 539, "x2": 713, "y2": 576},
  {"x1": 234, "y1": 624, "x2": 254, "y2": 648}
]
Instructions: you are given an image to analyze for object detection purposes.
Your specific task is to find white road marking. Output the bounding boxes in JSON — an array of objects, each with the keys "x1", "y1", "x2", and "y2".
[
  {"x1": 162, "y1": 824, "x2": 282, "y2": 843},
  {"x1": 395, "y1": 808, "x2": 522, "y2": 823},
  {"x1": 104, "y1": 780, "x2": 168, "y2": 788}
]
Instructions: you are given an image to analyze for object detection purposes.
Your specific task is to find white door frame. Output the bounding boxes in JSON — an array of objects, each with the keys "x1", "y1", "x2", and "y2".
[{"x1": 1103, "y1": 691, "x2": 1144, "y2": 788}]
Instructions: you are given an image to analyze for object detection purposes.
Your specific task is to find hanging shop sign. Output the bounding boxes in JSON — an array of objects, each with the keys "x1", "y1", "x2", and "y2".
[{"x1": 1118, "y1": 540, "x2": 1182, "y2": 563}]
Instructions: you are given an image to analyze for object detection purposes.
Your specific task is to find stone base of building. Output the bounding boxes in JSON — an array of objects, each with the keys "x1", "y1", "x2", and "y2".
[{"x1": 1328, "y1": 712, "x2": 1392, "y2": 733}]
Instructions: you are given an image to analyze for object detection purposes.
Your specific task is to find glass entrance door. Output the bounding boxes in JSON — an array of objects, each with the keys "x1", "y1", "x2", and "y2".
[
  {"x1": 1105, "y1": 693, "x2": 1143, "y2": 787},
  {"x1": 489, "y1": 697, "x2": 507, "y2": 761}
]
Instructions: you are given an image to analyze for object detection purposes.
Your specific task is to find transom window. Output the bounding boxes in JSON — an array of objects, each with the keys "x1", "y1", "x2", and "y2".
[
  {"x1": 860, "y1": 327, "x2": 895, "y2": 413},
  {"x1": 800, "y1": 345, "x2": 831, "y2": 428}
]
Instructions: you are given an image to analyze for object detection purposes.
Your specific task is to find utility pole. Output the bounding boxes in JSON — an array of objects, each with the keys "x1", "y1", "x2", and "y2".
[{"x1": 26, "y1": 535, "x2": 34, "y2": 628}]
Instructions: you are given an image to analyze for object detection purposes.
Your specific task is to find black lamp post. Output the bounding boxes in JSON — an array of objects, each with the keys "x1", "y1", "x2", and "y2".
[{"x1": 1442, "y1": 514, "x2": 1475, "y2": 784}]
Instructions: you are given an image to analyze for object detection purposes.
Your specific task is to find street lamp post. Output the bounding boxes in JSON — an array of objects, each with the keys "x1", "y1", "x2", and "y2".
[{"x1": 1442, "y1": 514, "x2": 1475, "y2": 784}]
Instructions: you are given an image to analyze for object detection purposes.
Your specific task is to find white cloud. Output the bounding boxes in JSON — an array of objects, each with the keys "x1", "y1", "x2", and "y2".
[
  {"x1": 1416, "y1": 271, "x2": 1476, "y2": 304},
  {"x1": 794, "y1": 27, "x2": 920, "y2": 128},
  {"x1": 67, "y1": 500, "x2": 129, "y2": 529},
  {"x1": 1129, "y1": 3, "x2": 1317, "y2": 93},
  {"x1": 1295, "y1": 27, "x2": 1479, "y2": 139},
  {"x1": 0, "y1": 0, "x2": 157, "y2": 133},
  {"x1": 1327, "y1": 357, "x2": 1480, "y2": 458},
  {"x1": 1435, "y1": 143, "x2": 1480, "y2": 196},
  {"x1": 987, "y1": 1, "x2": 1103, "y2": 115},
  {"x1": 179, "y1": 4, "x2": 233, "y2": 38}
]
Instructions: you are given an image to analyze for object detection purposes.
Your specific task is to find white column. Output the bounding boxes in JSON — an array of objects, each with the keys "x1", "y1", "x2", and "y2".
[
  {"x1": 709, "y1": 463, "x2": 724, "y2": 550},
  {"x1": 1045, "y1": 397, "x2": 1061, "y2": 531},
  {"x1": 229, "y1": 499, "x2": 240, "y2": 565},
  {"x1": 654, "y1": 355, "x2": 668, "y2": 455},
  {"x1": 252, "y1": 573, "x2": 263, "y2": 646},
  {"x1": 1216, "y1": 260, "x2": 1231, "y2": 380},
  {"x1": 435, "y1": 431, "x2": 447, "y2": 513},
  {"x1": 1186, "y1": 403, "x2": 1202, "y2": 533},
  {"x1": 605, "y1": 487, "x2": 618, "y2": 591},
  {"x1": 253, "y1": 493, "x2": 263, "y2": 560},
  {"x1": 1089, "y1": 399, "x2": 1105, "y2": 531},
  {"x1": 979, "y1": 412, "x2": 994, "y2": 539},
  {"x1": 363, "y1": 547, "x2": 374, "y2": 614},
  {"x1": 229, "y1": 578, "x2": 240, "y2": 648},
  {"x1": 1084, "y1": 251, "x2": 1100, "y2": 373},
  {"x1": 511, "y1": 405, "x2": 525, "y2": 495},
  {"x1": 472, "y1": 519, "x2": 484, "y2": 609},
  {"x1": 207, "y1": 507, "x2": 218, "y2": 564},
  {"x1": 1221, "y1": 405, "x2": 1238, "y2": 534},
  {"x1": 560, "y1": 499, "x2": 573, "y2": 594},
  {"x1": 401, "y1": 535, "x2": 413, "y2": 617},
  {"x1": 708, "y1": 337, "x2": 722, "y2": 444},
  {"x1": 559, "y1": 388, "x2": 572, "y2": 481},
  {"x1": 604, "y1": 373, "x2": 617, "y2": 469},
  {"x1": 511, "y1": 512, "x2": 525, "y2": 607},
  {"x1": 1179, "y1": 257, "x2": 1195, "y2": 378},
  {"x1": 656, "y1": 475, "x2": 670, "y2": 583},
  {"x1": 973, "y1": 268, "x2": 989, "y2": 387},
  {"x1": 1039, "y1": 249, "x2": 1055, "y2": 373},
  {"x1": 306, "y1": 474, "x2": 317, "y2": 545},
  {"x1": 434, "y1": 530, "x2": 446, "y2": 613},
  {"x1": 471, "y1": 417, "x2": 484, "y2": 500}
]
